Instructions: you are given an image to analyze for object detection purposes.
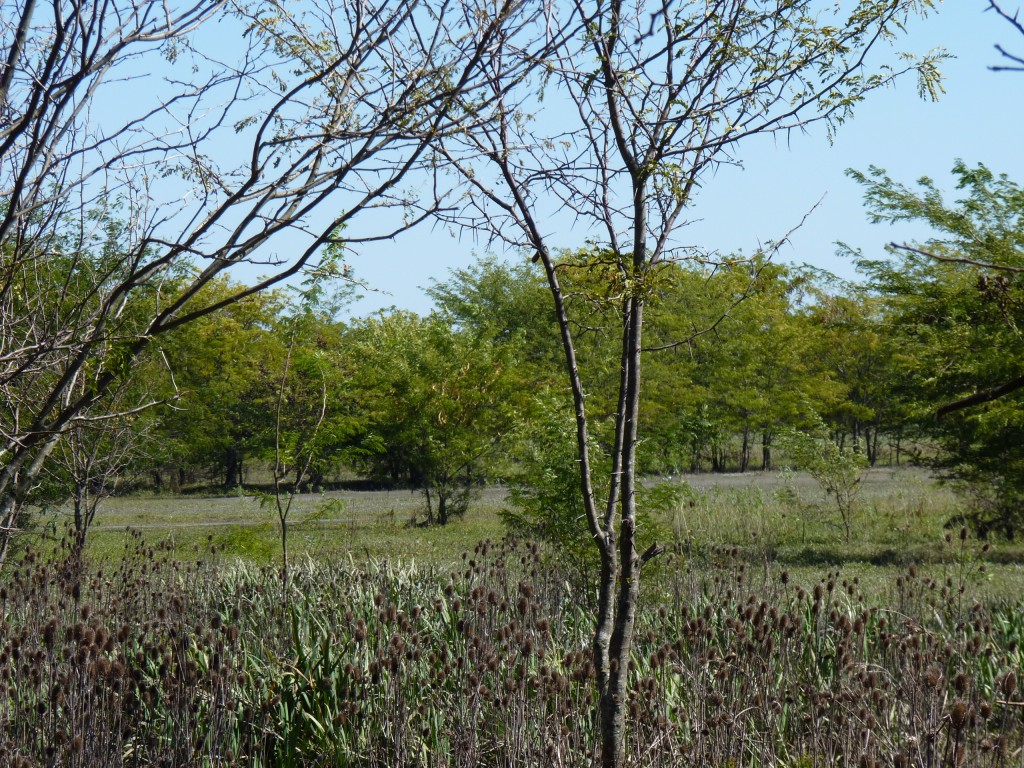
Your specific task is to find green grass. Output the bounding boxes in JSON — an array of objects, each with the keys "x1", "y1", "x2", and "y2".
[
  {"x1": 667, "y1": 467, "x2": 1024, "y2": 602},
  {"x1": 76, "y1": 485, "x2": 509, "y2": 565},
  {"x1": 51, "y1": 467, "x2": 1024, "y2": 603}
]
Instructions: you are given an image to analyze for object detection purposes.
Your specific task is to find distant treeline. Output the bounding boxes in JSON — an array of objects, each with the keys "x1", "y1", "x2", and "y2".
[
  {"x1": 32, "y1": 158, "x2": 1024, "y2": 538},
  {"x1": 87, "y1": 257, "x2": 897, "y2": 490}
]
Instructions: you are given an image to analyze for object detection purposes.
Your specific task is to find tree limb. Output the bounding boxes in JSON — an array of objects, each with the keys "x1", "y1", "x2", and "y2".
[
  {"x1": 937, "y1": 373, "x2": 1024, "y2": 417},
  {"x1": 890, "y1": 242, "x2": 1024, "y2": 273}
]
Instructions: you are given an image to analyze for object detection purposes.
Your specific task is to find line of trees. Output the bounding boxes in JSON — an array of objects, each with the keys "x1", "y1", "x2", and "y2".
[
  {"x1": 34, "y1": 206, "x2": 1024, "y2": 548},
  {"x1": 0, "y1": 0, "x2": 553, "y2": 563},
  {"x1": 25, "y1": 249, "x2": 996, "y2": 531}
]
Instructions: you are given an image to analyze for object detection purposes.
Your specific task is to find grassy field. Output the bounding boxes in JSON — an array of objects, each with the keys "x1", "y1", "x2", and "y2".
[
  {"x1": 666, "y1": 468, "x2": 1024, "y2": 602},
  {"x1": 81, "y1": 484, "x2": 510, "y2": 564},
  {"x1": 39, "y1": 465, "x2": 1019, "y2": 607}
]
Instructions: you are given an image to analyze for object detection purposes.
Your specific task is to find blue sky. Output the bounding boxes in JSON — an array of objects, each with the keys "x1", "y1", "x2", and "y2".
[{"x1": 341, "y1": 2, "x2": 1024, "y2": 317}]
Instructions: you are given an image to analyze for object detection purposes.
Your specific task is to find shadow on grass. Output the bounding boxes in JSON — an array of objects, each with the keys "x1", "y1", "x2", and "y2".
[
  {"x1": 171, "y1": 478, "x2": 411, "y2": 496},
  {"x1": 773, "y1": 545, "x2": 1024, "y2": 568}
]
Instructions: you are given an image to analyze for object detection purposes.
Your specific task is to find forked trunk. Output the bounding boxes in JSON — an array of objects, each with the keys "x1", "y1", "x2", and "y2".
[{"x1": 594, "y1": 293, "x2": 645, "y2": 768}]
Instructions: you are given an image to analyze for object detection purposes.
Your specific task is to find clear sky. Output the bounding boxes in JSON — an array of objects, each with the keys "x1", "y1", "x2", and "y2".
[{"x1": 340, "y1": 1, "x2": 1024, "y2": 317}]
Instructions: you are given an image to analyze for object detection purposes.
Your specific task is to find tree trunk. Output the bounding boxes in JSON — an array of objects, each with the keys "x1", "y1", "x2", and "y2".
[
  {"x1": 275, "y1": 465, "x2": 290, "y2": 594},
  {"x1": 172, "y1": 467, "x2": 184, "y2": 493},
  {"x1": 0, "y1": 498, "x2": 18, "y2": 568},
  {"x1": 869, "y1": 423, "x2": 881, "y2": 466},
  {"x1": 0, "y1": 433, "x2": 61, "y2": 568},
  {"x1": 740, "y1": 428, "x2": 750, "y2": 473},
  {"x1": 224, "y1": 447, "x2": 240, "y2": 488},
  {"x1": 599, "y1": 294, "x2": 643, "y2": 768},
  {"x1": 761, "y1": 432, "x2": 772, "y2": 471},
  {"x1": 438, "y1": 493, "x2": 448, "y2": 526},
  {"x1": 73, "y1": 483, "x2": 88, "y2": 551},
  {"x1": 424, "y1": 486, "x2": 435, "y2": 526}
]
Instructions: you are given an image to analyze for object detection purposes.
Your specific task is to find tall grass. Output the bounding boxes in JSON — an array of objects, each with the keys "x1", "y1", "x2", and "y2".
[{"x1": 1, "y1": 527, "x2": 1022, "y2": 767}]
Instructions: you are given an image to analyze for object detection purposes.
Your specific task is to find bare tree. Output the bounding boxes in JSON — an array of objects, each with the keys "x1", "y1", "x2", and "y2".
[
  {"x1": 269, "y1": 282, "x2": 330, "y2": 592},
  {"x1": 989, "y1": 0, "x2": 1024, "y2": 70},
  {"x1": 47, "y1": 379, "x2": 158, "y2": 555},
  {"x1": 0, "y1": 0, "x2": 549, "y2": 563},
  {"x1": 440, "y1": 1, "x2": 946, "y2": 765}
]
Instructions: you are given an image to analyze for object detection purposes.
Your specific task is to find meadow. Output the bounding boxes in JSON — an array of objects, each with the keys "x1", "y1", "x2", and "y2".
[
  {"x1": 80, "y1": 469, "x2": 1024, "y2": 598},
  {"x1": 2, "y1": 468, "x2": 1023, "y2": 767}
]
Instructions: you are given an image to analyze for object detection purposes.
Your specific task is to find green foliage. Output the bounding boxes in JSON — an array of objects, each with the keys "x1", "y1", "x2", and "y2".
[
  {"x1": 268, "y1": 281, "x2": 362, "y2": 491},
  {"x1": 1, "y1": 205, "x2": 166, "y2": 477},
  {"x1": 426, "y1": 255, "x2": 557, "y2": 360},
  {"x1": 347, "y1": 311, "x2": 526, "y2": 524},
  {"x1": 151, "y1": 276, "x2": 363, "y2": 492},
  {"x1": 803, "y1": 285, "x2": 905, "y2": 466},
  {"x1": 504, "y1": 394, "x2": 676, "y2": 583},
  {"x1": 55, "y1": 250, "x2": 939, "y2": 519},
  {"x1": 642, "y1": 259, "x2": 841, "y2": 473},
  {"x1": 503, "y1": 394, "x2": 604, "y2": 578},
  {"x1": 255, "y1": 608, "x2": 357, "y2": 766},
  {"x1": 852, "y1": 161, "x2": 1024, "y2": 537},
  {"x1": 213, "y1": 523, "x2": 277, "y2": 562},
  {"x1": 154, "y1": 280, "x2": 288, "y2": 487}
]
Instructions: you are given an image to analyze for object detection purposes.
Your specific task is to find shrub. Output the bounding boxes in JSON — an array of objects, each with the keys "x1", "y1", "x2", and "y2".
[{"x1": 779, "y1": 419, "x2": 869, "y2": 543}]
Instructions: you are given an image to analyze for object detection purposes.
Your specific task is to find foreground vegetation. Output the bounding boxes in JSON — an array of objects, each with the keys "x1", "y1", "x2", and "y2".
[{"x1": 1, "y1": 524, "x2": 1022, "y2": 768}]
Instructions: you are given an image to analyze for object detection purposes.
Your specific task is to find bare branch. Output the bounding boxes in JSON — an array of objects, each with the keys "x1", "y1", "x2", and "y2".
[
  {"x1": 988, "y1": 1, "x2": 1024, "y2": 71},
  {"x1": 889, "y1": 242, "x2": 1024, "y2": 273},
  {"x1": 0, "y1": 0, "x2": 556, "y2": 561},
  {"x1": 645, "y1": 197, "x2": 825, "y2": 352}
]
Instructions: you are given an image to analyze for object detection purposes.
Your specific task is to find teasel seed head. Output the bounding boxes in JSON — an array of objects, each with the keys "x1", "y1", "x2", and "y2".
[
  {"x1": 949, "y1": 700, "x2": 968, "y2": 730},
  {"x1": 1002, "y1": 670, "x2": 1017, "y2": 698}
]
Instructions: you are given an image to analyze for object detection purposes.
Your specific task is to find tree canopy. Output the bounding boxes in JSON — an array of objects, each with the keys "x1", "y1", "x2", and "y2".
[{"x1": 852, "y1": 161, "x2": 1024, "y2": 536}]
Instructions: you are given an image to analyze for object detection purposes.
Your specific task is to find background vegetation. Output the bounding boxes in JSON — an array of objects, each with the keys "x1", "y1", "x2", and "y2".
[{"x1": 26, "y1": 220, "x2": 1024, "y2": 549}]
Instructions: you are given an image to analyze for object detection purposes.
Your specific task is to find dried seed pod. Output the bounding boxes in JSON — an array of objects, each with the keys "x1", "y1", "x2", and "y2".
[
  {"x1": 950, "y1": 700, "x2": 968, "y2": 730},
  {"x1": 953, "y1": 672, "x2": 969, "y2": 696},
  {"x1": 1003, "y1": 670, "x2": 1017, "y2": 699}
]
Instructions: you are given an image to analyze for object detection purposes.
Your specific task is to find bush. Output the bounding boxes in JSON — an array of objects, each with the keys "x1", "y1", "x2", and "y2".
[
  {"x1": 503, "y1": 394, "x2": 675, "y2": 584},
  {"x1": 779, "y1": 418, "x2": 868, "y2": 543}
]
